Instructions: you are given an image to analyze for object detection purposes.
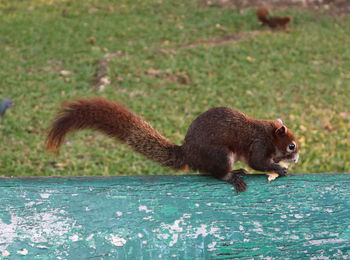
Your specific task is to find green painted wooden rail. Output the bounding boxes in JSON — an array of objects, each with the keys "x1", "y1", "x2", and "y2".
[{"x1": 1, "y1": 174, "x2": 349, "y2": 259}]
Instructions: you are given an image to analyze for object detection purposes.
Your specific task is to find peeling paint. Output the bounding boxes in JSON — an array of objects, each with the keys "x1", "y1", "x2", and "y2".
[
  {"x1": 107, "y1": 234, "x2": 127, "y2": 247},
  {"x1": 69, "y1": 234, "x2": 80, "y2": 242},
  {"x1": 0, "y1": 175, "x2": 350, "y2": 259},
  {"x1": 208, "y1": 241, "x2": 217, "y2": 251},
  {"x1": 17, "y1": 248, "x2": 28, "y2": 255},
  {"x1": 308, "y1": 238, "x2": 346, "y2": 246},
  {"x1": 86, "y1": 234, "x2": 94, "y2": 241},
  {"x1": 138, "y1": 205, "x2": 153, "y2": 214},
  {"x1": 40, "y1": 193, "x2": 51, "y2": 199},
  {"x1": 1, "y1": 250, "x2": 10, "y2": 257},
  {"x1": 25, "y1": 201, "x2": 35, "y2": 207},
  {"x1": 192, "y1": 224, "x2": 208, "y2": 239},
  {"x1": 0, "y1": 210, "x2": 77, "y2": 251},
  {"x1": 37, "y1": 245, "x2": 49, "y2": 249}
]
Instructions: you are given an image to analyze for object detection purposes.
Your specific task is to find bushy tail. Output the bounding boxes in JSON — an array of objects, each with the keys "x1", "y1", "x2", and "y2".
[{"x1": 46, "y1": 98, "x2": 185, "y2": 169}]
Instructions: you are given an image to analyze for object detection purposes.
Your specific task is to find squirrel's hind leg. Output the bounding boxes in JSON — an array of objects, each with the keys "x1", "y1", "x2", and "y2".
[
  {"x1": 184, "y1": 144, "x2": 248, "y2": 192},
  {"x1": 223, "y1": 169, "x2": 248, "y2": 193}
]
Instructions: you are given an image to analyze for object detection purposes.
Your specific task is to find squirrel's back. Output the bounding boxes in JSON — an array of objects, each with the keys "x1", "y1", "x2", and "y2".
[{"x1": 184, "y1": 107, "x2": 275, "y2": 154}]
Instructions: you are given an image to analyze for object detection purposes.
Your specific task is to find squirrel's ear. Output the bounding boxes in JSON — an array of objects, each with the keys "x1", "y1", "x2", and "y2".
[
  {"x1": 276, "y1": 118, "x2": 283, "y2": 124},
  {"x1": 275, "y1": 125, "x2": 287, "y2": 136}
]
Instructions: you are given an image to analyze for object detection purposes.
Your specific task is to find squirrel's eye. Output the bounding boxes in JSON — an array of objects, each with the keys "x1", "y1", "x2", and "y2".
[{"x1": 287, "y1": 142, "x2": 295, "y2": 152}]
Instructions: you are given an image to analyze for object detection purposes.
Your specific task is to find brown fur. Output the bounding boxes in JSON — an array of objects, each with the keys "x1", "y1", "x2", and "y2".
[
  {"x1": 256, "y1": 7, "x2": 292, "y2": 29},
  {"x1": 46, "y1": 98, "x2": 299, "y2": 192},
  {"x1": 183, "y1": 107, "x2": 298, "y2": 178},
  {"x1": 46, "y1": 98, "x2": 184, "y2": 169}
]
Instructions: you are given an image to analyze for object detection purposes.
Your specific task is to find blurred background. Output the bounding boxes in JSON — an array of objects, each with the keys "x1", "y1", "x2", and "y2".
[{"x1": 0, "y1": 0, "x2": 349, "y2": 177}]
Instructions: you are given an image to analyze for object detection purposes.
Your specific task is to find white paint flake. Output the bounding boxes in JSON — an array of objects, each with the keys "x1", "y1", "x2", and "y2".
[
  {"x1": 0, "y1": 210, "x2": 77, "y2": 252},
  {"x1": 310, "y1": 256, "x2": 330, "y2": 260},
  {"x1": 17, "y1": 248, "x2": 28, "y2": 255},
  {"x1": 2, "y1": 250, "x2": 10, "y2": 257},
  {"x1": 210, "y1": 226, "x2": 220, "y2": 233},
  {"x1": 69, "y1": 234, "x2": 79, "y2": 242},
  {"x1": 253, "y1": 227, "x2": 264, "y2": 234},
  {"x1": 40, "y1": 193, "x2": 51, "y2": 199},
  {"x1": 308, "y1": 238, "x2": 346, "y2": 246},
  {"x1": 254, "y1": 222, "x2": 262, "y2": 227},
  {"x1": 157, "y1": 212, "x2": 221, "y2": 248},
  {"x1": 169, "y1": 234, "x2": 178, "y2": 247},
  {"x1": 158, "y1": 214, "x2": 191, "y2": 246},
  {"x1": 36, "y1": 245, "x2": 49, "y2": 249},
  {"x1": 116, "y1": 211, "x2": 123, "y2": 216},
  {"x1": 208, "y1": 241, "x2": 217, "y2": 251},
  {"x1": 138, "y1": 205, "x2": 153, "y2": 214},
  {"x1": 252, "y1": 222, "x2": 264, "y2": 234},
  {"x1": 192, "y1": 224, "x2": 208, "y2": 239},
  {"x1": 86, "y1": 234, "x2": 94, "y2": 241},
  {"x1": 25, "y1": 201, "x2": 36, "y2": 207},
  {"x1": 107, "y1": 234, "x2": 127, "y2": 247},
  {"x1": 157, "y1": 233, "x2": 170, "y2": 240}
]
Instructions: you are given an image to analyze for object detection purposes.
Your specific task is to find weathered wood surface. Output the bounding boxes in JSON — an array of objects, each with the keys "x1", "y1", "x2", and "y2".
[{"x1": 0, "y1": 174, "x2": 350, "y2": 259}]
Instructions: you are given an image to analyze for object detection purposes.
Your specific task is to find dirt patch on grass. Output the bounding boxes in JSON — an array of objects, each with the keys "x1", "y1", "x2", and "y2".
[
  {"x1": 154, "y1": 31, "x2": 261, "y2": 54},
  {"x1": 179, "y1": 31, "x2": 261, "y2": 49},
  {"x1": 146, "y1": 69, "x2": 190, "y2": 84},
  {"x1": 200, "y1": 0, "x2": 350, "y2": 16},
  {"x1": 92, "y1": 50, "x2": 123, "y2": 91}
]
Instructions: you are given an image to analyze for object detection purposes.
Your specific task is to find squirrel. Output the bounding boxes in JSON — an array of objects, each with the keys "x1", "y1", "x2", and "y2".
[
  {"x1": 256, "y1": 7, "x2": 292, "y2": 30},
  {"x1": 46, "y1": 98, "x2": 299, "y2": 192}
]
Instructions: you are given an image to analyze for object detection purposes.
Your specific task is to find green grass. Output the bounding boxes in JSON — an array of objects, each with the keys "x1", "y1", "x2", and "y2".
[{"x1": 0, "y1": 0, "x2": 349, "y2": 176}]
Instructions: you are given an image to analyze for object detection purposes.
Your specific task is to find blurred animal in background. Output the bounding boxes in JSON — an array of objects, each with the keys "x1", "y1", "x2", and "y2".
[
  {"x1": 0, "y1": 98, "x2": 14, "y2": 125},
  {"x1": 256, "y1": 7, "x2": 292, "y2": 30}
]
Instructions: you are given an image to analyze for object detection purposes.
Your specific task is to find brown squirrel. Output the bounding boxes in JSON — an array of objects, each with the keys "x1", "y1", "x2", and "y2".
[
  {"x1": 256, "y1": 7, "x2": 292, "y2": 30},
  {"x1": 46, "y1": 98, "x2": 299, "y2": 192}
]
